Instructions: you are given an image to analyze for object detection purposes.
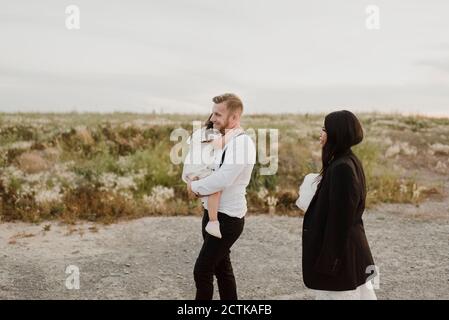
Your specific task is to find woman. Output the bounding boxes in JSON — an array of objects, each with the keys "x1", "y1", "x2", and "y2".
[{"x1": 302, "y1": 110, "x2": 377, "y2": 300}]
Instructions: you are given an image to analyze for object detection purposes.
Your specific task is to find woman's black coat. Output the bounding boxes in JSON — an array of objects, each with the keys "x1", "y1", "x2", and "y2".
[{"x1": 302, "y1": 150, "x2": 376, "y2": 291}]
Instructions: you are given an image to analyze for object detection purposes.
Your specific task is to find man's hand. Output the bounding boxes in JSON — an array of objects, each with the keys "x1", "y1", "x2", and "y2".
[{"x1": 187, "y1": 176, "x2": 209, "y2": 198}]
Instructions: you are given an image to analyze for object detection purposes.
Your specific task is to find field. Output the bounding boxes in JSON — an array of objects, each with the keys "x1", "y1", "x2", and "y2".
[
  {"x1": 1, "y1": 112, "x2": 449, "y2": 299},
  {"x1": 1, "y1": 112, "x2": 448, "y2": 223}
]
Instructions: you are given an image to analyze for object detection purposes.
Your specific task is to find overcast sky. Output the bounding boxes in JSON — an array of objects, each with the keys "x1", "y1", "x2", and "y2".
[{"x1": 1, "y1": 0, "x2": 448, "y2": 116}]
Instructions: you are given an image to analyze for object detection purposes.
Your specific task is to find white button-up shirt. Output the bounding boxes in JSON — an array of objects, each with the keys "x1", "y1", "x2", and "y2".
[{"x1": 190, "y1": 133, "x2": 257, "y2": 218}]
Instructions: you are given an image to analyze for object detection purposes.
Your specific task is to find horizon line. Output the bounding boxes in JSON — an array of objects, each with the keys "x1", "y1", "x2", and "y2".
[{"x1": 1, "y1": 110, "x2": 448, "y2": 119}]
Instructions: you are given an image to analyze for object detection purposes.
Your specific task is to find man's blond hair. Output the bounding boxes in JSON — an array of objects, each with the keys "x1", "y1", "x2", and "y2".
[{"x1": 212, "y1": 93, "x2": 243, "y2": 116}]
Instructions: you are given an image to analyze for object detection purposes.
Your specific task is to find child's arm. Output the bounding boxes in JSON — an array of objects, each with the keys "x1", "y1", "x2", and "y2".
[{"x1": 211, "y1": 127, "x2": 243, "y2": 150}]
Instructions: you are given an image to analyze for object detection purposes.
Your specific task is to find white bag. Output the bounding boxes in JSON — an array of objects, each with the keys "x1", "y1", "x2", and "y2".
[{"x1": 296, "y1": 173, "x2": 321, "y2": 211}]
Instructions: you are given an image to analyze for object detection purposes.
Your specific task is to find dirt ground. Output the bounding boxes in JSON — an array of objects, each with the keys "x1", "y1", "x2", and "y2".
[{"x1": 1, "y1": 195, "x2": 448, "y2": 300}]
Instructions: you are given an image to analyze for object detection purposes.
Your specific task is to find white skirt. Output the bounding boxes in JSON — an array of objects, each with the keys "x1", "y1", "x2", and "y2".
[{"x1": 312, "y1": 282, "x2": 377, "y2": 300}]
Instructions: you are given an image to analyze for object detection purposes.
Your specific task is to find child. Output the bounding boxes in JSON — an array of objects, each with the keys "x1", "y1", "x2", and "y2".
[{"x1": 182, "y1": 114, "x2": 243, "y2": 238}]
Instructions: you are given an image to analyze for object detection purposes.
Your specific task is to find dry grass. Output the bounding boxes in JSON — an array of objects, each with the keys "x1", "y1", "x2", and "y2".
[
  {"x1": 8, "y1": 231, "x2": 35, "y2": 244},
  {"x1": 1, "y1": 112, "x2": 448, "y2": 223}
]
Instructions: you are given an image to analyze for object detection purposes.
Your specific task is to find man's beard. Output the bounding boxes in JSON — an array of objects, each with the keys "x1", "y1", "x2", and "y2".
[{"x1": 216, "y1": 117, "x2": 230, "y2": 135}]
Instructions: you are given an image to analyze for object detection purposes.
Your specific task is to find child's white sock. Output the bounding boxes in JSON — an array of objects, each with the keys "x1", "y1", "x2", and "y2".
[{"x1": 205, "y1": 221, "x2": 222, "y2": 239}]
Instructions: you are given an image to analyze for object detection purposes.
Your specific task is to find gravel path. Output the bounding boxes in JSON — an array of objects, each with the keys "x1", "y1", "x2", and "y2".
[{"x1": 1, "y1": 204, "x2": 448, "y2": 300}]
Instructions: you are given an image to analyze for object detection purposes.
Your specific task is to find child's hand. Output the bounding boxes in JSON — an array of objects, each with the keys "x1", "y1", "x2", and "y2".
[{"x1": 225, "y1": 127, "x2": 243, "y2": 137}]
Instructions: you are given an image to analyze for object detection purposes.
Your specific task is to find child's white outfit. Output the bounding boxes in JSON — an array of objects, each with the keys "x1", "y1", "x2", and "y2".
[
  {"x1": 182, "y1": 128, "x2": 223, "y2": 183},
  {"x1": 182, "y1": 127, "x2": 223, "y2": 238}
]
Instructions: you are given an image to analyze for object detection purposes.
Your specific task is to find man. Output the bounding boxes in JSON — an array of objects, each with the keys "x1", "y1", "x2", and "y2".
[{"x1": 187, "y1": 93, "x2": 256, "y2": 300}]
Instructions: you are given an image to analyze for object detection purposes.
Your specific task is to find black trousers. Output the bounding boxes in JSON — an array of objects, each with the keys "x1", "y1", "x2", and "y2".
[{"x1": 193, "y1": 209, "x2": 245, "y2": 300}]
